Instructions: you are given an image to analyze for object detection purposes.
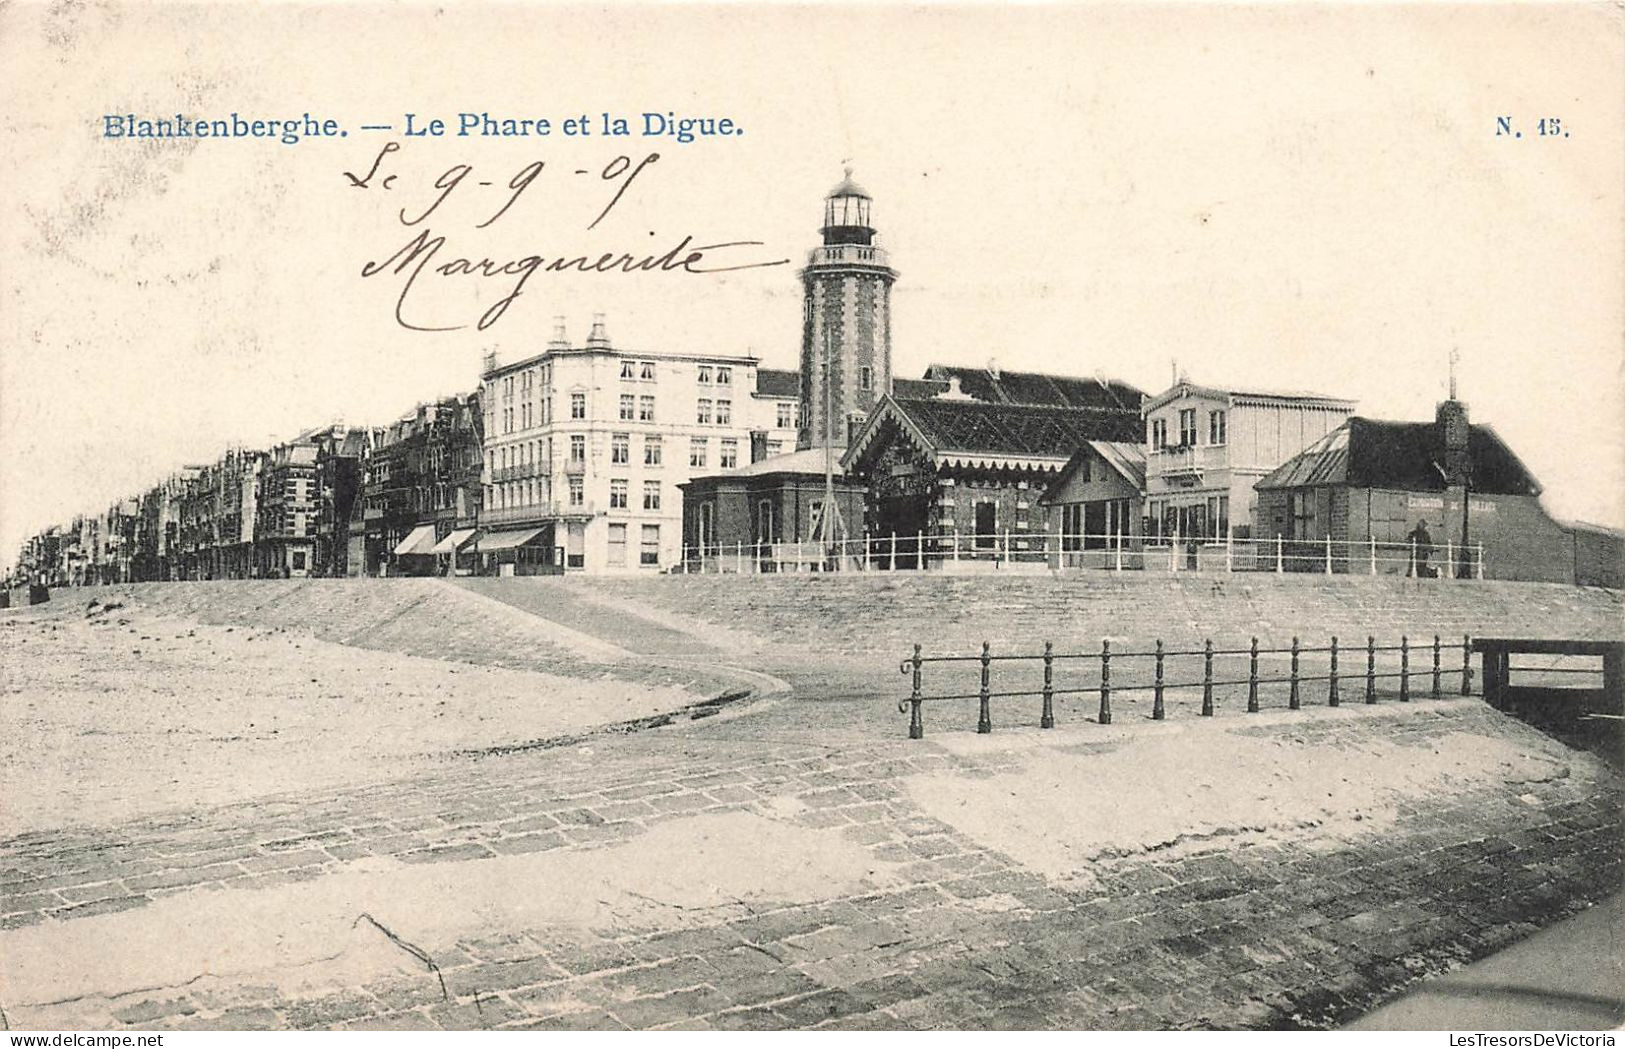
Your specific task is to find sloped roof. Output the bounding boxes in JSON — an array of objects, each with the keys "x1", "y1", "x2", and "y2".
[
  {"x1": 848, "y1": 395, "x2": 1142, "y2": 473},
  {"x1": 1256, "y1": 417, "x2": 1542, "y2": 495},
  {"x1": 1145, "y1": 380, "x2": 1355, "y2": 413},
  {"x1": 712, "y1": 447, "x2": 846, "y2": 479},
  {"x1": 923, "y1": 364, "x2": 1144, "y2": 412},
  {"x1": 893, "y1": 377, "x2": 948, "y2": 400},
  {"x1": 754, "y1": 368, "x2": 801, "y2": 398},
  {"x1": 1039, "y1": 441, "x2": 1148, "y2": 505}
]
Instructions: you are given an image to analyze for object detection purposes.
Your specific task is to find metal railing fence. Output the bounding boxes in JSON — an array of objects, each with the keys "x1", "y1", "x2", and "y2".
[
  {"x1": 678, "y1": 530, "x2": 1486, "y2": 579},
  {"x1": 894, "y1": 633, "x2": 1476, "y2": 738}
]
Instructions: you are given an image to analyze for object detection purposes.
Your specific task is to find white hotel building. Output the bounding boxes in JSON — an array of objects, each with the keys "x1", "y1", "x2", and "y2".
[{"x1": 477, "y1": 316, "x2": 800, "y2": 573}]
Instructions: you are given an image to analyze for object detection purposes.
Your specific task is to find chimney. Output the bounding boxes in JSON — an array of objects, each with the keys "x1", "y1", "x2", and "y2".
[
  {"x1": 548, "y1": 316, "x2": 570, "y2": 350},
  {"x1": 1436, "y1": 396, "x2": 1471, "y2": 487},
  {"x1": 587, "y1": 313, "x2": 611, "y2": 349},
  {"x1": 481, "y1": 350, "x2": 498, "y2": 376}
]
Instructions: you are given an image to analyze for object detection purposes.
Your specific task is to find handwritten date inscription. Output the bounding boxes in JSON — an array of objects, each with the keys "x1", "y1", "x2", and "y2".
[{"x1": 347, "y1": 143, "x2": 787, "y2": 333}]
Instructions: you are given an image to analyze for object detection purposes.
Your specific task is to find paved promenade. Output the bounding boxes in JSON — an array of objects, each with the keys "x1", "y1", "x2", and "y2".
[{"x1": 2, "y1": 580, "x2": 1621, "y2": 1031}]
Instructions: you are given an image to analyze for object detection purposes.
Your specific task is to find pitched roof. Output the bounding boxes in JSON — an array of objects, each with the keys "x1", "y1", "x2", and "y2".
[
  {"x1": 892, "y1": 377, "x2": 948, "y2": 400},
  {"x1": 754, "y1": 368, "x2": 801, "y2": 398},
  {"x1": 1145, "y1": 380, "x2": 1355, "y2": 413},
  {"x1": 847, "y1": 395, "x2": 1142, "y2": 472},
  {"x1": 922, "y1": 364, "x2": 1144, "y2": 411},
  {"x1": 704, "y1": 447, "x2": 847, "y2": 479},
  {"x1": 1039, "y1": 441, "x2": 1147, "y2": 505},
  {"x1": 1256, "y1": 417, "x2": 1542, "y2": 495}
]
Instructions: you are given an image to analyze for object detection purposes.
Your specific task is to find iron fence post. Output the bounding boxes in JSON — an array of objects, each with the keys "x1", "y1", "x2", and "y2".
[
  {"x1": 1153, "y1": 639, "x2": 1165, "y2": 720},
  {"x1": 1098, "y1": 640, "x2": 1113, "y2": 725},
  {"x1": 1201, "y1": 639, "x2": 1214, "y2": 716},
  {"x1": 1432, "y1": 634, "x2": 1442, "y2": 699},
  {"x1": 1462, "y1": 635, "x2": 1472, "y2": 695},
  {"x1": 1248, "y1": 636, "x2": 1260, "y2": 713},
  {"x1": 1366, "y1": 635, "x2": 1377, "y2": 703},
  {"x1": 1041, "y1": 641, "x2": 1055, "y2": 729},
  {"x1": 1289, "y1": 636, "x2": 1301, "y2": 710},
  {"x1": 1400, "y1": 636, "x2": 1411, "y2": 702},
  {"x1": 1329, "y1": 635, "x2": 1340, "y2": 706},
  {"x1": 978, "y1": 641, "x2": 992, "y2": 734},
  {"x1": 904, "y1": 643, "x2": 924, "y2": 739}
]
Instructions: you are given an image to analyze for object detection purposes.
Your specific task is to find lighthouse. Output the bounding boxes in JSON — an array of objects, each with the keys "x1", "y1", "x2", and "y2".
[{"x1": 798, "y1": 170, "x2": 898, "y2": 451}]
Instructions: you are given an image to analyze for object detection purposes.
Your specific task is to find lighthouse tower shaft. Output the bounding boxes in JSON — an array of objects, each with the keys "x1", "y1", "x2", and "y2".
[{"x1": 798, "y1": 172, "x2": 898, "y2": 452}]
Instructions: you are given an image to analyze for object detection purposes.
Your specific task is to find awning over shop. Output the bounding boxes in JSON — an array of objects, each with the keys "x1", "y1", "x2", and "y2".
[
  {"x1": 392, "y1": 524, "x2": 437, "y2": 557},
  {"x1": 429, "y1": 528, "x2": 478, "y2": 555},
  {"x1": 475, "y1": 527, "x2": 547, "y2": 551}
]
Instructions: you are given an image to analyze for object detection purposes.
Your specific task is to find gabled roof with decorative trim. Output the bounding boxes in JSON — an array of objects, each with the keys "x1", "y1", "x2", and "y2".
[
  {"x1": 1038, "y1": 441, "x2": 1147, "y2": 505},
  {"x1": 844, "y1": 395, "x2": 1142, "y2": 475}
]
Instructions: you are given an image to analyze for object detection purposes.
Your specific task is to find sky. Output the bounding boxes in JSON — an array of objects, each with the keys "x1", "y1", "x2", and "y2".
[{"x1": 2, "y1": 2, "x2": 1621, "y2": 564}]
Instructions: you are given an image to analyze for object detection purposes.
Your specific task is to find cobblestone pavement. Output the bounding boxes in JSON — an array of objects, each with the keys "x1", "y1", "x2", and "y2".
[
  {"x1": 3, "y1": 699, "x2": 1620, "y2": 1031},
  {"x1": 3, "y1": 583, "x2": 1622, "y2": 1031}
]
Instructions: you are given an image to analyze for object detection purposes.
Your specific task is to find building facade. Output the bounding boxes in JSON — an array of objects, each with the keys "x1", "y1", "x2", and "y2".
[
  {"x1": 1142, "y1": 381, "x2": 1355, "y2": 543},
  {"x1": 1038, "y1": 441, "x2": 1147, "y2": 565},
  {"x1": 255, "y1": 439, "x2": 320, "y2": 578},
  {"x1": 359, "y1": 396, "x2": 484, "y2": 577},
  {"x1": 844, "y1": 377, "x2": 1144, "y2": 569},
  {"x1": 478, "y1": 316, "x2": 799, "y2": 574},
  {"x1": 678, "y1": 448, "x2": 867, "y2": 572},
  {"x1": 1253, "y1": 398, "x2": 1622, "y2": 586}
]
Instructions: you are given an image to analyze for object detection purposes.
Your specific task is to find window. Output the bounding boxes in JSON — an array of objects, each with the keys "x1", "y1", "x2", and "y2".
[
  {"x1": 716, "y1": 399, "x2": 732, "y2": 425},
  {"x1": 1289, "y1": 491, "x2": 1314, "y2": 539},
  {"x1": 502, "y1": 407, "x2": 513, "y2": 434},
  {"x1": 719, "y1": 438, "x2": 738, "y2": 469},
  {"x1": 643, "y1": 481, "x2": 661, "y2": 511},
  {"x1": 640, "y1": 361, "x2": 656, "y2": 381},
  {"x1": 568, "y1": 476, "x2": 584, "y2": 507},
  {"x1": 644, "y1": 435, "x2": 662, "y2": 466},
  {"x1": 607, "y1": 522, "x2": 627, "y2": 564},
  {"x1": 690, "y1": 438, "x2": 708, "y2": 469},
  {"x1": 1150, "y1": 418, "x2": 1168, "y2": 450},
  {"x1": 697, "y1": 365, "x2": 713, "y2": 384},
  {"x1": 696, "y1": 398, "x2": 713, "y2": 424},
  {"x1": 1209, "y1": 410, "x2": 1227, "y2": 446},
  {"x1": 569, "y1": 434, "x2": 585, "y2": 463},
  {"x1": 1178, "y1": 408, "x2": 1198, "y2": 447},
  {"x1": 638, "y1": 395, "x2": 656, "y2": 422},
  {"x1": 767, "y1": 440, "x2": 784, "y2": 456},
  {"x1": 716, "y1": 367, "x2": 731, "y2": 386},
  {"x1": 619, "y1": 394, "x2": 635, "y2": 421},
  {"x1": 640, "y1": 524, "x2": 660, "y2": 565},
  {"x1": 292, "y1": 551, "x2": 306, "y2": 571},
  {"x1": 570, "y1": 392, "x2": 586, "y2": 420},
  {"x1": 777, "y1": 402, "x2": 795, "y2": 429},
  {"x1": 611, "y1": 434, "x2": 630, "y2": 464},
  {"x1": 807, "y1": 500, "x2": 824, "y2": 542},
  {"x1": 860, "y1": 366, "x2": 872, "y2": 391},
  {"x1": 1078, "y1": 453, "x2": 1092, "y2": 484},
  {"x1": 609, "y1": 479, "x2": 628, "y2": 509},
  {"x1": 621, "y1": 360, "x2": 636, "y2": 380}
]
